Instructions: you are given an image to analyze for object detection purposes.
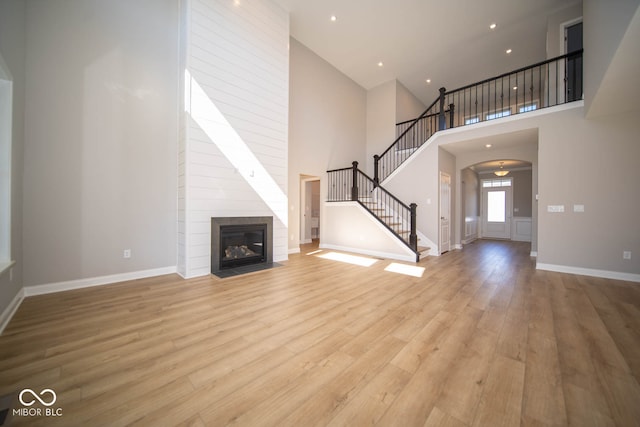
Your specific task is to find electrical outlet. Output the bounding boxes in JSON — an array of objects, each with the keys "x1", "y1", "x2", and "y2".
[
  {"x1": 623, "y1": 251, "x2": 632, "y2": 260},
  {"x1": 123, "y1": 249, "x2": 131, "y2": 259},
  {"x1": 547, "y1": 205, "x2": 565, "y2": 213}
]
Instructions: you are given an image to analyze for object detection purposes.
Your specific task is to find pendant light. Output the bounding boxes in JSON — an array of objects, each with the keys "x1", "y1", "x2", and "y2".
[{"x1": 494, "y1": 161, "x2": 509, "y2": 177}]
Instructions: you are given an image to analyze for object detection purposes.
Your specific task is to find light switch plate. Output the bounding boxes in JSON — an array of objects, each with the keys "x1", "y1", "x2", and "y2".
[
  {"x1": 547, "y1": 205, "x2": 565, "y2": 213},
  {"x1": 573, "y1": 204, "x2": 585, "y2": 212}
]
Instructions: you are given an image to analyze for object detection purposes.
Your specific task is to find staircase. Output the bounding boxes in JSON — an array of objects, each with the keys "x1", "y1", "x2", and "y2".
[
  {"x1": 327, "y1": 49, "x2": 583, "y2": 262},
  {"x1": 327, "y1": 162, "x2": 424, "y2": 262}
]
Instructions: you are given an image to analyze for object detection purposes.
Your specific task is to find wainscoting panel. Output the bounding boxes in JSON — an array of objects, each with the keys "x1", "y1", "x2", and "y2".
[{"x1": 512, "y1": 217, "x2": 532, "y2": 242}]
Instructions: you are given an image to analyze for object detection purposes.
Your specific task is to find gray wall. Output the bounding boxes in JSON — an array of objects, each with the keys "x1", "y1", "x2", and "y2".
[
  {"x1": 583, "y1": 0, "x2": 639, "y2": 113},
  {"x1": 288, "y1": 38, "x2": 367, "y2": 252},
  {"x1": 366, "y1": 80, "x2": 396, "y2": 176},
  {"x1": 0, "y1": 0, "x2": 26, "y2": 319},
  {"x1": 22, "y1": 0, "x2": 179, "y2": 287},
  {"x1": 462, "y1": 168, "x2": 479, "y2": 217},
  {"x1": 396, "y1": 81, "x2": 426, "y2": 124},
  {"x1": 537, "y1": 106, "x2": 640, "y2": 274},
  {"x1": 510, "y1": 169, "x2": 533, "y2": 217}
]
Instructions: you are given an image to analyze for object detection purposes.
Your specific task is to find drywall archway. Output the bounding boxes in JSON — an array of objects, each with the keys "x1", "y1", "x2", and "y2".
[{"x1": 439, "y1": 128, "x2": 539, "y2": 253}]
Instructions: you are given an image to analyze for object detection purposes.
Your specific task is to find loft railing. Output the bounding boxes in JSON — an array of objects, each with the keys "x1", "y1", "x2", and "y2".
[
  {"x1": 377, "y1": 49, "x2": 584, "y2": 183},
  {"x1": 327, "y1": 161, "x2": 418, "y2": 257}
]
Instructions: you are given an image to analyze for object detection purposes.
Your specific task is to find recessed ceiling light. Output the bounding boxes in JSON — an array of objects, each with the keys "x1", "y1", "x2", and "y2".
[
  {"x1": 490, "y1": 23, "x2": 497, "y2": 30},
  {"x1": 506, "y1": 48, "x2": 512, "y2": 54},
  {"x1": 485, "y1": 144, "x2": 492, "y2": 148},
  {"x1": 378, "y1": 61, "x2": 384, "y2": 67},
  {"x1": 330, "y1": 15, "x2": 337, "y2": 22},
  {"x1": 513, "y1": 86, "x2": 518, "y2": 90},
  {"x1": 426, "y1": 79, "x2": 431, "y2": 84}
]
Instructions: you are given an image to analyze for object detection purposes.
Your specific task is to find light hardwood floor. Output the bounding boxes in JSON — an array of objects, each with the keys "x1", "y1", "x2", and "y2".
[{"x1": 1, "y1": 240, "x2": 639, "y2": 426}]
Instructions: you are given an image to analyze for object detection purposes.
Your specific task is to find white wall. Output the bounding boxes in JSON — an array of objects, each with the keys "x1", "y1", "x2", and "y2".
[
  {"x1": 288, "y1": 38, "x2": 366, "y2": 253},
  {"x1": 179, "y1": 0, "x2": 289, "y2": 277},
  {"x1": 323, "y1": 203, "x2": 417, "y2": 262},
  {"x1": 0, "y1": 0, "x2": 26, "y2": 323},
  {"x1": 21, "y1": 0, "x2": 179, "y2": 287}
]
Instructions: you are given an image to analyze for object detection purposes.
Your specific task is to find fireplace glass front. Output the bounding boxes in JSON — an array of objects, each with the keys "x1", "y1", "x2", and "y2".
[{"x1": 219, "y1": 224, "x2": 267, "y2": 269}]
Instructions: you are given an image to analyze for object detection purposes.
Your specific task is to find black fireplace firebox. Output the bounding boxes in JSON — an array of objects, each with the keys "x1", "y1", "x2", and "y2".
[
  {"x1": 219, "y1": 224, "x2": 266, "y2": 269},
  {"x1": 211, "y1": 216, "x2": 273, "y2": 275}
]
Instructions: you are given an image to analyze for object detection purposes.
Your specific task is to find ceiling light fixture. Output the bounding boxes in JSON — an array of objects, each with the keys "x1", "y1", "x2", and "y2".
[
  {"x1": 378, "y1": 61, "x2": 384, "y2": 67},
  {"x1": 330, "y1": 15, "x2": 337, "y2": 22},
  {"x1": 494, "y1": 161, "x2": 509, "y2": 177},
  {"x1": 490, "y1": 23, "x2": 497, "y2": 30},
  {"x1": 485, "y1": 144, "x2": 492, "y2": 148},
  {"x1": 513, "y1": 86, "x2": 518, "y2": 90},
  {"x1": 426, "y1": 79, "x2": 431, "y2": 84},
  {"x1": 506, "y1": 49, "x2": 512, "y2": 54}
]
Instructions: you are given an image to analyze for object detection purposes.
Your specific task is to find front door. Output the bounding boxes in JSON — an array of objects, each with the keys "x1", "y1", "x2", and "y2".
[
  {"x1": 482, "y1": 179, "x2": 512, "y2": 239},
  {"x1": 440, "y1": 172, "x2": 451, "y2": 253}
]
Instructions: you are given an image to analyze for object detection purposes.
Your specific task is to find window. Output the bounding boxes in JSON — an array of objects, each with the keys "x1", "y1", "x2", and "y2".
[
  {"x1": 482, "y1": 178, "x2": 512, "y2": 188},
  {"x1": 465, "y1": 116, "x2": 480, "y2": 125},
  {"x1": 0, "y1": 55, "x2": 12, "y2": 271},
  {"x1": 487, "y1": 191, "x2": 506, "y2": 222},
  {"x1": 486, "y1": 109, "x2": 511, "y2": 120},
  {"x1": 519, "y1": 104, "x2": 537, "y2": 113}
]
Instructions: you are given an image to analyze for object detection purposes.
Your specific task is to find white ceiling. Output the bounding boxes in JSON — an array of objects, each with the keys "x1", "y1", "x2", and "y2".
[{"x1": 276, "y1": 0, "x2": 579, "y2": 105}]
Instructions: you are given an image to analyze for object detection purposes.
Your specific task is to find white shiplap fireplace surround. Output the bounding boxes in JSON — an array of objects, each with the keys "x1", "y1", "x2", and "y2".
[{"x1": 177, "y1": 0, "x2": 289, "y2": 278}]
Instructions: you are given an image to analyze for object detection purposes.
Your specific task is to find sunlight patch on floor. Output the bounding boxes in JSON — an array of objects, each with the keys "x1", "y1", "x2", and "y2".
[
  {"x1": 384, "y1": 262, "x2": 425, "y2": 278},
  {"x1": 317, "y1": 252, "x2": 378, "y2": 267}
]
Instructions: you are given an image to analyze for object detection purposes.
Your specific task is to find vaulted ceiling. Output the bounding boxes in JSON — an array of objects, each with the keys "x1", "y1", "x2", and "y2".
[{"x1": 275, "y1": 0, "x2": 580, "y2": 105}]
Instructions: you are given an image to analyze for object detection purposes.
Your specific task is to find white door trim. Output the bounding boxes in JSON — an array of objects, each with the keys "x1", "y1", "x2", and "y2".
[{"x1": 439, "y1": 171, "x2": 451, "y2": 253}]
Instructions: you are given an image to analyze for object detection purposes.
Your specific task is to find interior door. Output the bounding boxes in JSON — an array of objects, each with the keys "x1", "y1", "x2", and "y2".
[
  {"x1": 440, "y1": 172, "x2": 451, "y2": 253},
  {"x1": 482, "y1": 182, "x2": 512, "y2": 239},
  {"x1": 566, "y1": 22, "x2": 583, "y2": 102}
]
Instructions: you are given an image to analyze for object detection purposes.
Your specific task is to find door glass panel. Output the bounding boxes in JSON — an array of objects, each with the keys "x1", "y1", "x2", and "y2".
[{"x1": 487, "y1": 191, "x2": 506, "y2": 222}]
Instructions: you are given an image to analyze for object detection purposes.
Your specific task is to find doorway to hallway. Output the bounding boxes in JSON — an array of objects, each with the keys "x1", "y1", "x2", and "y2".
[{"x1": 300, "y1": 176, "x2": 320, "y2": 246}]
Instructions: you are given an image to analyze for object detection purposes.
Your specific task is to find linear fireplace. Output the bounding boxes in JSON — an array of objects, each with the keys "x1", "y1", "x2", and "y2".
[{"x1": 211, "y1": 216, "x2": 273, "y2": 276}]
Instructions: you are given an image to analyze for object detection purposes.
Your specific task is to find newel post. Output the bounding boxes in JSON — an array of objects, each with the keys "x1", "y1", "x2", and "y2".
[
  {"x1": 351, "y1": 161, "x2": 359, "y2": 201},
  {"x1": 373, "y1": 155, "x2": 380, "y2": 186},
  {"x1": 438, "y1": 87, "x2": 447, "y2": 130},
  {"x1": 410, "y1": 203, "x2": 417, "y2": 251},
  {"x1": 449, "y1": 103, "x2": 455, "y2": 129}
]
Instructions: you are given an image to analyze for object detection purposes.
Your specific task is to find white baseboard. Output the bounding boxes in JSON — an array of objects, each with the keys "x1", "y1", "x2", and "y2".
[
  {"x1": 288, "y1": 248, "x2": 301, "y2": 255},
  {"x1": 536, "y1": 263, "x2": 640, "y2": 283},
  {"x1": 24, "y1": 266, "x2": 178, "y2": 297},
  {"x1": 0, "y1": 288, "x2": 25, "y2": 335}
]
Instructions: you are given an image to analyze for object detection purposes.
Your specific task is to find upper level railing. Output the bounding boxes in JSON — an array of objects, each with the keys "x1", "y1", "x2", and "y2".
[
  {"x1": 375, "y1": 49, "x2": 584, "y2": 183},
  {"x1": 327, "y1": 161, "x2": 418, "y2": 256}
]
